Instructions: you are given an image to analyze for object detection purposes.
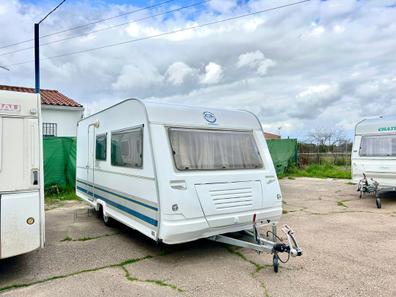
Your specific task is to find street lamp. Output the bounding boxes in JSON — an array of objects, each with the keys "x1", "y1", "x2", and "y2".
[{"x1": 34, "y1": 0, "x2": 66, "y2": 94}]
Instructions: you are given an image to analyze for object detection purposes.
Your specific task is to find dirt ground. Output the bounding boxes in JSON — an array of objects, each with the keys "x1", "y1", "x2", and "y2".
[{"x1": 1, "y1": 177, "x2": 396, "y2": 297}]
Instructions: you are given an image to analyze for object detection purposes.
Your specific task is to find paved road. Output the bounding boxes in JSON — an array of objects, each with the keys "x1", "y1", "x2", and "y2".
[{"x1": 1, "y1": 178, "x2": 395, "y2": 296}]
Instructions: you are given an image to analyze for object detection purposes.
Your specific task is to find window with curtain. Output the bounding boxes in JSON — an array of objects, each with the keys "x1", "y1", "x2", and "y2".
[
  {"x1": 360, "y1": 135, "x2": 396, "y2": 157},
  {"x1": 111, "y1": 127, "x2": 143, "y2": 168},
  {"x1": 96, "y1": 134, "x2": 107, "y2": 161},
  {"x1": 168, "y1": 128, "x2": 264, "y2": 171}
]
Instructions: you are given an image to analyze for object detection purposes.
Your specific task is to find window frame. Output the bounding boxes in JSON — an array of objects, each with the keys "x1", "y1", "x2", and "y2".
[
  {"x1": 110, "y1": 125, "x2": 144, "y2": 169},
  {"x1": 359, "y1": 134, "x2": 396, "y2": 157},
  {"x1": 43, "y1": 122, "x2": 57, "y2": 137},
  {"x1": 95, "y1": 133, "x2": 107, "y2": 161},
  {"x1": 167, "y1": 127, "x2": 264, "y2": 172}
]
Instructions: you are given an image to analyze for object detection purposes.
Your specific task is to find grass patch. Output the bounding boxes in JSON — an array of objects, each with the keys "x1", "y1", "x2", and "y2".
[
  {"x1": 282, "y1": 209, "x2": 289, "y2": 214},
  {"x1": 224, "y1": 246, "x2": 265, "y2": 272},
  {"x1": 60, "y1": 233, "x2": 120, "y2": 242},
  {"x1": 285, "y1": 164, "x2": 351, "y2": 179},
  {"x1": 45, "y1": 190, "x2": 79, "y2": 201},
  {"x1": 337, "y1": 200, "x2": 348, "y2": 208},
  {"x1": 0, "y1": 256, "x2": 152, "y2": 293}
]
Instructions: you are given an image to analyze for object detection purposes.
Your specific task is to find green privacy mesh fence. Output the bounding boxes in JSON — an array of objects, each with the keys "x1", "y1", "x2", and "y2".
[
  {"x1": 43, "y1": 137, "x2": 76, "y2": 190},
  {"x1": 43, "y1": 137, "x2": 297, "y2": 190},
  {"x1": 266, "y1": 139, "x2": 298, "y2": 175}
]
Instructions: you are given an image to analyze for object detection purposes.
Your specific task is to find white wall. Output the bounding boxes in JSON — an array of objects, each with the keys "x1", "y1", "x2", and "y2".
[{"x1": 41, "y1": 106, "x2": 83, "y2": 137}]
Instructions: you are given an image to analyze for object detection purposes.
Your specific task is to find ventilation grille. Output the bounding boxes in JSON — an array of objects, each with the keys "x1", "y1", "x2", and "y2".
[{"x1": 210, "y1": 187, "x2": 253, "y2": 210}]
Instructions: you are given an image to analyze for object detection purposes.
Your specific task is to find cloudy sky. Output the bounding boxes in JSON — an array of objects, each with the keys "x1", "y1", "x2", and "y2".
[{"x1": 0, "y1": 0, "x2": 395, "y2": 139}]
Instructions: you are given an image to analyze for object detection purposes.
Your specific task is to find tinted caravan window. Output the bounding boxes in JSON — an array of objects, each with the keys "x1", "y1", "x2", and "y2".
[
  {"x1": 96, "y1": 134, "x2": 107, "y2": 161},
  {"x1": 168, "y1": 128, "x2": 263, "y2": 171},
  {"x1": 111, "y1": 127, "x2": 143, "y2": 168}
]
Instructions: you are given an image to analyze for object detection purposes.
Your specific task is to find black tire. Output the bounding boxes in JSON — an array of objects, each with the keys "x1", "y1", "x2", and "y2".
[
  {"x1": 94, "y1": 206, "x2": 102, "y2": 219},
  {"x1": 376, "y1": 198, "x2": 381, "y2": 209},
  {"x1": 273, "y1": 254, "x2": 279, "y2": 273}
]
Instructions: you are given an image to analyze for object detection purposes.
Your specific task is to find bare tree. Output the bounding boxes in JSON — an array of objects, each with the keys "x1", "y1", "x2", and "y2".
[{"x1": 305, "y1": 127, "x2": 350, "y2": 152}]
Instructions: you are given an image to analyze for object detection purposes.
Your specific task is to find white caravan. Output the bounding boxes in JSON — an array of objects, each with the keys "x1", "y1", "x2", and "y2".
[
  {"x1": 352, "y1": 116, "x2": 396, "y2": 208},
  {"x1": 0, "y1": 90, "x2": 45, "y2": 259},
  {"x1": 76, "y1": 99, "x2": 301, "y2": 272}
]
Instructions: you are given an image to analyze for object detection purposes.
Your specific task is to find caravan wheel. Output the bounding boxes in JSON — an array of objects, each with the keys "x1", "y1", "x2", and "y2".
[
  {"x1": 273, "y1": 254, "x2": 279, "y2": 273},
  {"x1": 376, "y1": 198, "x2": 381, "y2": 209},
  {"x1": 102, "y1": 207, "x2": 114, "y2": 227}
]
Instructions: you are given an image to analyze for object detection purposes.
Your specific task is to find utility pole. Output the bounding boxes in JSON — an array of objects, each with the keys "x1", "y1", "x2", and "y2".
[{"x1": 34, "y1": 0, "x2": 66, "y2": 94}]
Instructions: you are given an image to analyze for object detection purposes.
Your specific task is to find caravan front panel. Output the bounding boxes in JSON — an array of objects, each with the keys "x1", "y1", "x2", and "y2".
[
  {"x1": 0, "y1": 90, "x2": 44, "y2": 259},
  {"x1": 352, "y1": 117, "x2": 396, "y2": 187}
]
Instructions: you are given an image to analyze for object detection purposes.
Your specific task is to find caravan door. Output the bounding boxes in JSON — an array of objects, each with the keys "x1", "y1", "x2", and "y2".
[{"x1": 86, "y1": 125, "x2": 96, "y2": 199}]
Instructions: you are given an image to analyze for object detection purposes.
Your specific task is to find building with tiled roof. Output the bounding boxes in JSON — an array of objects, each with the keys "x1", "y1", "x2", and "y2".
[
  {"x1": 264, "y1": 132, "x2": 281, "y2": 139},
  {"x1": 0, "y1": 85, "x2": 84, "y2": 137}
]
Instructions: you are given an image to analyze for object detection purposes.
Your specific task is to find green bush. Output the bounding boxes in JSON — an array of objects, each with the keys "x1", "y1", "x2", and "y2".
[{"x1": 282, "y1": 164, "x2": 351, "y2": 179}]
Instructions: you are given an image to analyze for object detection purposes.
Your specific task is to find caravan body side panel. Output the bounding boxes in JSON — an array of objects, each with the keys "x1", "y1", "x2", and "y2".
[
  {"x1": 76, "y1": 100, "x2": 159, "y2": 240},
  {"x1": 352, "y1": 117, "x2": 396, "y2": 187}
]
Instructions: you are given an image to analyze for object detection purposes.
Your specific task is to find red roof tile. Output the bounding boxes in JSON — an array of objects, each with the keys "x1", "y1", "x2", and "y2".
[
  {"x1": 264, "y1": 132, "x2": 281, "y2": 139},
  {"x1": 0, "y1": 84, "x2": 83, "y2": 108}
]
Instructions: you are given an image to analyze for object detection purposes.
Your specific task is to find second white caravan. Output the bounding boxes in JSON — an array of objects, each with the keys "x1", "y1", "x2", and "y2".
[
  {"x1": 352, "y1": 116, "x2": 396, "y2": 208},
  {"x1": 76, "y1": 99, "x2": 301, "y2": 271}
]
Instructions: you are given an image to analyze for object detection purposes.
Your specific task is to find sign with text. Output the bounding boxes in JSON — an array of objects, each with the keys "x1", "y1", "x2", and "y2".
[{"x1": 0, "y1": 103, "x2": 21, "y2": 113}]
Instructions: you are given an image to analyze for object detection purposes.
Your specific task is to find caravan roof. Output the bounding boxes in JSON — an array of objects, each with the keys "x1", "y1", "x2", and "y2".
[
  {"x1": 83, "y1": 99, "x2": 261, "y2": 130},
  {"x1": 355, "y1": 115, "x2": 396, "y2": 135}
]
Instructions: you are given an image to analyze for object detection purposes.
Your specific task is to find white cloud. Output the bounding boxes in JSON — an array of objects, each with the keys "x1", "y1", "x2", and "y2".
[
  {"x1": 200, "y1": 62, "x2": 223, "y2": 85},
  {"x1": 165, "y1": 62, "x2": 196, "y2": 85},
  {"x1": 209, "y1": 0, "x2": 238, "y2": 14},
  {"x1": 1, "y1": 0, "x2": 396, "y2": 139},
  {"x1": 237, "y1": 51, "x2": 276, "y2": 76},
  {"x1": 111, "y1": 63, "x2": 163, "y2": 92}
]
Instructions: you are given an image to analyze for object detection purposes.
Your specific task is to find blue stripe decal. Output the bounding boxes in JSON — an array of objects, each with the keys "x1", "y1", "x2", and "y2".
[
  {"x1": 77, "y1": 186, "x2": 158, "y2": 227},
  {"x1": 76, "y1": 179, "x2": 158, "y2": 211}
]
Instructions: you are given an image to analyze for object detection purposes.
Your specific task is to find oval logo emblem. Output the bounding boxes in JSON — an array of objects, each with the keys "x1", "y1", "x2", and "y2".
[{"x1": 203, "y1": 111, "x2": 216, "y2": 124}]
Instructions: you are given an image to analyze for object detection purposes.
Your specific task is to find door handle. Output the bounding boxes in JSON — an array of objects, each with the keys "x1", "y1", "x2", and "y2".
[
  {"x1": 170, "y1": 180, "x2": 187, "y2": 190},
  {"x1": 32, "y1": 169, "x2": 39, "y2": 186}
]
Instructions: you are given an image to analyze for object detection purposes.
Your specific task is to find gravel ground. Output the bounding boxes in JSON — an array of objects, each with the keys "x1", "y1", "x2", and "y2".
[{"x1": 1, "y1": 177, "x2": 395, "y2": 297}]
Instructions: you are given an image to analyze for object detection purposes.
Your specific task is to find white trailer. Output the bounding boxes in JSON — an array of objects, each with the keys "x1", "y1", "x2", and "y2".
[
  {"x1": 352, "y1": 116, "x2": 396, "y2": 208},
  {"x1": 0, "y1": 90, "x2": 45, "y2": 259},
  {"x1": 76, "y1": 99, "x2": 301, "y2": 272}
]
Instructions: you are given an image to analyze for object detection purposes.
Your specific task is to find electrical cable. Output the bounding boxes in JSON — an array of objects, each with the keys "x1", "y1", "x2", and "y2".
[
  {"x1": 0, "y1": 0, "x2": 177, "y2": 50},
  {"x1": 3, "y1": 0, "x2": 311, "y2": 68},
  {"x1": 0, "y1": 0, "x2": 211, "y2": 57}
]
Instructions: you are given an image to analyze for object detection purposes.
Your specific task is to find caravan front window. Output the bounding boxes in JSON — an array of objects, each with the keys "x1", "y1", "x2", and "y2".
[
  {"x1": 360, "y1": 135, "x2": 396, "y2": 157},
  {"x1": 168, "y1": 128, "x2": 263, "y2": 171},
  {"x1": 111, "y1": 127, "x2": 143, "y2": 168}
]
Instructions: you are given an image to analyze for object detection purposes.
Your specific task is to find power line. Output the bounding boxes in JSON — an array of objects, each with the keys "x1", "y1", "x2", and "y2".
[
  {"x1": 39, "y1": 0, "x2": 67, "y2": 24},
  {"x1": 0, "y1": 0, "x2": 177, "y2": 50},
  {"x1": 0, "y1": 0, "x2": 211, "y2": 57},
  {"x1": 4, "y1": 0, "x2": 311, "y2": 68}
]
